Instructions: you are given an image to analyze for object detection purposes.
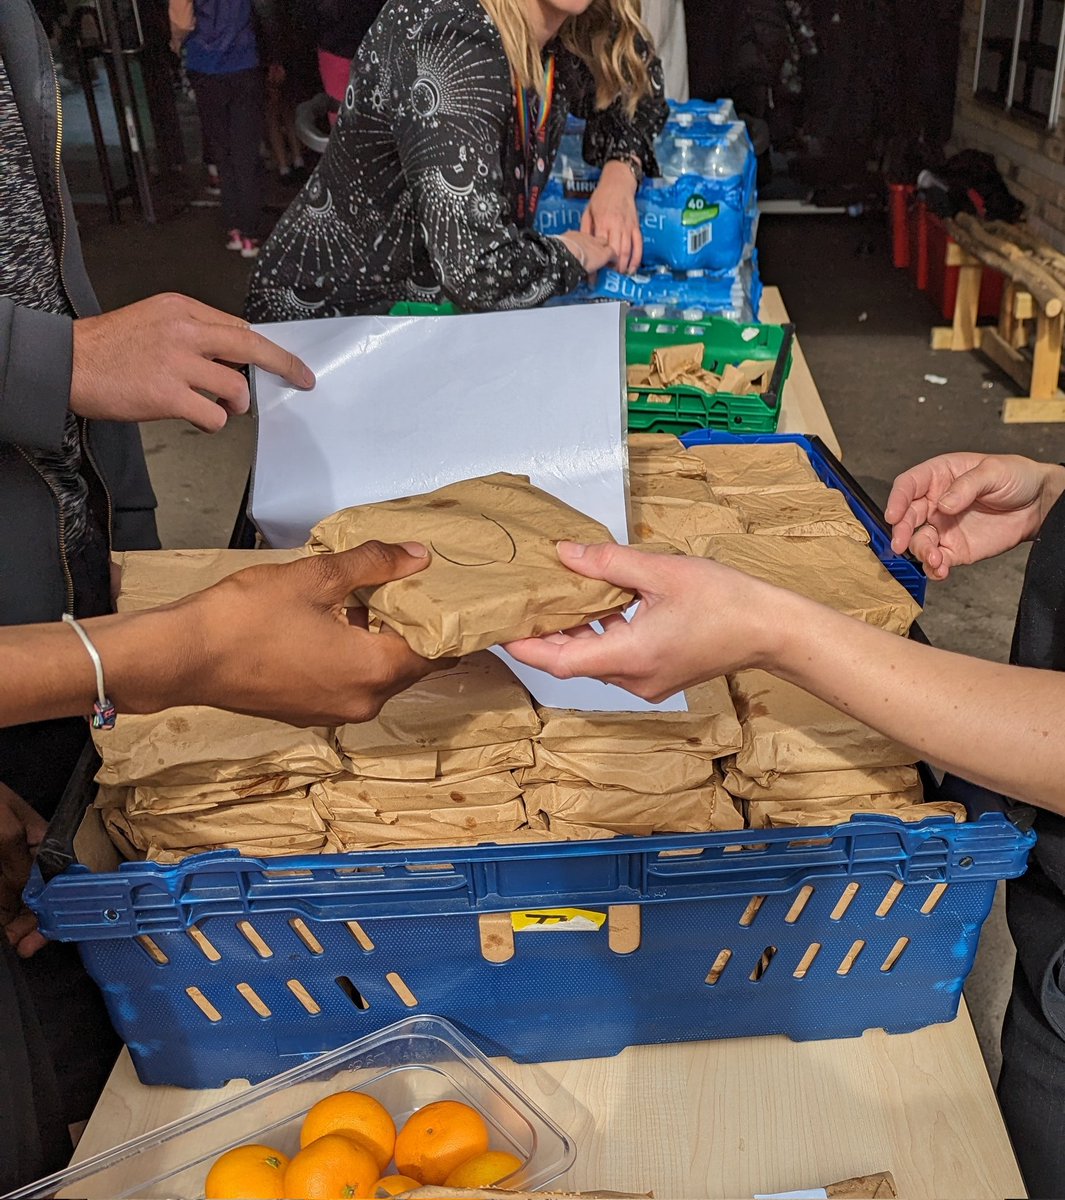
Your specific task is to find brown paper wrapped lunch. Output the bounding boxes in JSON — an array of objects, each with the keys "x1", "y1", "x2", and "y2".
[
  {"x1": 630, "y1": 495, "x2": 745, "y2": 548},
  {"x1": 309, "y1": 473, "x2": 634, "y2": 658},
  {"x1": 628, "y1": 474, "x2": 718, "y2": 503},
  {"x1": 747, "y1": 793, "x2": 963, "y2": 829},
  {"x1": 522, "y1": 742, "x2": 722, "y2": 792},
  {"x1": 94, "y1": 708, "x2": 343, "y2": 788},
  {"x1": 626, "y1": 436, "x2": 708, "y2": 480},
  {"x1": 723, "y1": 763, "x2": 921, "y2": 801},
  {"x1": 524, "y1": 778, "x2": 742, "y2": 837},
  {"x1": 114, "y1": 547, "x2": 309, "y2": 611},
  {"x1": 691, "y1": 534, "x2": 921, "y2": 635},
  {"x1": 729, "y1": 670, "x2": 915, "y2": 776},
  {"x1": 723, "y1": 487, "x2": 870, "y2": 542},
  {"x1": 685, "y1": 440, "x2": 822, "y2": 492},
  {"x1": 337, "y1": 652, "x2": 539, "y2": 762},
  {"x1": 123, "y1": 773, "x2": 329, "y2": 815}
]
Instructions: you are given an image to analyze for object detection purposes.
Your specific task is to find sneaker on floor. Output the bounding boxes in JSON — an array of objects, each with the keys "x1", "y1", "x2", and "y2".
[
  {"x1": 240, "y1": 236, "x2": 261, "y2": 258},
  {"x1": 225, "y1": 228, "x2": 243, "y2": 251}
]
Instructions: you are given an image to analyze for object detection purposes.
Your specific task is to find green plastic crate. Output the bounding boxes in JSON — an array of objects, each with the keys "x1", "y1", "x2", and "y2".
[
  {"x1": 387, "y1": 303, "x2": 793, "y2": 436},
  {"x1": 626, "y1": 314, "x2": 794, "y2": 435}
]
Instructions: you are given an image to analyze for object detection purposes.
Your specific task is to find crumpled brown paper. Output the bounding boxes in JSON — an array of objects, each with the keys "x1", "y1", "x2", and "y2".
[
  {"x1": 147, "y1": 834, "x2": 330, "y2": 863},
  {"x1": 122, "y1": 773, "x2": 332, "y2": 815},
  {"x1": 521, "y1": 743, "x2": 721, "y2": 792},
  {"x1": 747, "y1": 793, "x2": 962, "y2": 829},
  {"x1": 309, "y1": 473, "x2": 634, "y2": 658},
  {"x1": 723, "y1": 762, "x2": 920, "y2": 801},
  {"x1": 690, "y1": 535, "x2": 921, "y2": 635},
  {"x1": 115, "y1": 547, "x2": 309, "y2": 611},
  {"x1": 630, "y1": 495, "x2": 745, "y2": 547},
  {"x1": 537, "y1": 675, "x2": 742, "y2": 757},
  {"x1": 524, "y1": 779, "x2": 742, "y2": 836},
  {"x1": 346, "y1": 741, "x2": 535, "y2": 782},
  {"x1": 684, "y1": 442, "x2": 821, "y2": 493},
  {"x1": 337, "y1": 652, "x2": 539, "y2": 759},
  {"x1": 627, "y1": 441, "x2": 708, "y2": 480},
  {"x1": 729, "y1": 670, "x2": 916, "y2": 776},
  {"x1": 629, "y1": 474, "x2": 718, "y2": 503},
  {"x1": 94, "y1": 709, "x2": 343, "y2": 788},
  {"x1": 723, "y1": 487, "x2": 870, "y2": 542}
]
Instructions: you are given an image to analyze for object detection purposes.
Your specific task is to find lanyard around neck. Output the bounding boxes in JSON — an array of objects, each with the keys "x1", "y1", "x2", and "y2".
[{"x1": 517, "y1": 54, "x2": 556, "y2": 150}]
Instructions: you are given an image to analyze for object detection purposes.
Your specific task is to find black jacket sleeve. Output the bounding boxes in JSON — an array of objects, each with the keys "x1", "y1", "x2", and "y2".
[
  {"x1": 392, "y1": 13, "x2": 584, "y2": 311},
  {"x1": 0, "y1": 296, "x2": 73, "y2": 453}
]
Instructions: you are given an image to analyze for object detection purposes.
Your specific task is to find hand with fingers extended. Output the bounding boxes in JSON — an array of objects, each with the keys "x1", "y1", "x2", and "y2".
[
  {"x1": 580, "y1": 160, "x2": 643, "y2": 275},
  {"x1": 503, "y1": 541, "x2": 778, "y2": 701},
  {"x1": 69, "y1": 292, "x2": 315, "y2": 433},
  {"x1": 886, "y1": 453, "x2": 1065, "y2": 581},
  {"x1": 0, "y1": 784, "x2": 48, "y2": 959}
]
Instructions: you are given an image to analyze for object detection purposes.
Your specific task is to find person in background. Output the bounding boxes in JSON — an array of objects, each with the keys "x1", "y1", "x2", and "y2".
[
  {"x1": 169, "y1": 0, "x2": 267, "y2": 256},
  {"x1": 311, "y1": 0, "x2": 386, "y2": 122},
  {"x1": 505, "y1": 450, "x2": 1065, "y2": 1200},
  {"x1": 246, "y1": 0, "x2": 668, "y2": 320}
]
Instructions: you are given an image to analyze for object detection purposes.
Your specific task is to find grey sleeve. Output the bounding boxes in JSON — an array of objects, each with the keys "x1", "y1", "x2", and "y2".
[{"x1": 0, "y1": 296, "x2": 73, "y2": 452}]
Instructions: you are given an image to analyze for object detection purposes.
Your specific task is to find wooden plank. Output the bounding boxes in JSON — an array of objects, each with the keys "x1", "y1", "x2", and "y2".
[
  {"x1": 1029, "y1": 309, "x2": 1064, "y2": 398},
  {"x1": 980, "y1": 327, "x2": 1031, "y2": 392},
  {"x1": 758, "y1": 287, "x2": 842, "y2": 458},
  {"x1": 945, "y1": 241, "x2": 967, "y2": 267},
  {"x1": 1003, "y1": 394, "x2": 1065, "y2": 423},
  {"x1": 951, "y1": 263, "x2": 983, "y2": 352},
  {"x1": 73, "y1": 1003, "x2": 1026, "y2": 1199},
  {"x1": 931, "y1": 326, "x2": 958, "y2": 351},
  {"x1": 1013, "y1": 290, "x2": 1035, "y2": 321},
  {"x1": 998, "y1": 283, "x2": 1017, "y2": 346}
]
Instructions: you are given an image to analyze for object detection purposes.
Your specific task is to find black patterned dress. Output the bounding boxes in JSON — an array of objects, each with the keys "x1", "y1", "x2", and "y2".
[{"x1": 245, "y1": 0, "x2": 666, "y2": 319}]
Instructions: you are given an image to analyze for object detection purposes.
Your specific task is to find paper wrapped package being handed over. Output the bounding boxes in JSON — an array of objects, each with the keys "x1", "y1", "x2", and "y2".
[{"x1": 310, "y1": 473, "x2": 634, "y2": 658}]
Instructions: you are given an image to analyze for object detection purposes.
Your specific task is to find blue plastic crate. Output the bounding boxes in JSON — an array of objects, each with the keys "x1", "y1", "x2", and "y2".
[
  {"x1": 679, "y1": 430, "x2": 927, "y2": 605},
  {"x1": 27, "y1": 810, "x2": 1031, "y2": 1088}
]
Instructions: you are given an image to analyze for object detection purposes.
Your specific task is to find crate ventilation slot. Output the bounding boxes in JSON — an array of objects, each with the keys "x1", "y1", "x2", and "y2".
[
  {"x1": 290, "y1": 918, "x2": 324, "y2": 955},
  {"x1": 793, "y1": 942, "x2": 821, "y2": 979},
  {"x1": 236, "y1": 982, "x2": 272, "y2": 1017},
  {"x1": 346, "y1": 921, "x2": 375, "y2": 951},
  {"x1": 238, "y1": 920, "x2": 273, "y2": 958},
  {"x1": 187, "y1": 924, "x2": 221, "y2": 962},
  {"x1": 287, "y1": 979, "x2": 321, "y2": 1015},
  {"x1": 186, "y1": 986, "x2": 222, "y2": 1022},
  {"x1": 837, "y1": 939, "x2": 866, "y2": 976},
  {"x1": 784, "y1": 885, "x2": 814, "y2": 924},
  {"x1": 750, "y1": 945, "x2": 777, "y2": 981},
  {"x1": 738, "y1": 895, "x2": 766, "y2": 927},
  {"x1": 829, "y1": 882, "x2": 860, "y2": 921},
  {"x1": 336, "y1": 976, "x2": 370, "y2": 1010},
  {"x1": 135, "y1": 935, "x2": 168, "y2": 965},
  {"x1": 386, "y1": 972, "x2": 418, "y2": 1007},
  {"x1": 876, "y1": 881, "x2": 904, "y2": 917},
  {"x1": 921, "y1": 883, "x2": 948, "y2": 914},
  {"x1": 704, "y1": 948, "x2": 732, "y2": 985},
  {"x1": 881, "y1": 936, "x2": 910, "y2": 973}
]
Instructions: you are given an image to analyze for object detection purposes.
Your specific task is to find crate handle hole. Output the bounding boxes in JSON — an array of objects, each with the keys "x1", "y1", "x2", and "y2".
[
  {"x1": 704, "y1": 948, "x2": 732, "y2": 985},
  {"x1": 290, "y1": 918, "x2": 324, "y2": 955},
  {"x1": 830, "y1": 882, "x2": 861, "y2": 921},
  {"x1": 236, "y1": 982, "x2": 272, "y2": 1018},
  {"x1": 793, "y1": 942, "x2": 821, "y2": 979},
  {"x1": 135, "y1": 935, "x2": 168, "y2": 965},
  {"x1": 103, "y1": 908, "x2": 120, "y2": 923},
  {"x1": 784, "y1": 885, "x2": 815, "y2": 924},
  {"x1": 876, "y1": 880, "x2": 905, "y2": 918},
  {"x1": 238, "y1": 920, "x2": 273, "y2": 958},
  {"x1": 739, "y1": 895, "x2": 766, "y2": 927},
  {"x1": 286, "y1": 979, "x2": 321, "y2": 1015},
  {"x1": 187, "y1": 924, "x2": 221, "y2": 962},
  {"x1": 346, "y1": 920, "x2": 375, "y2": 952},
  {"x1": 186, "y1": 986, "x2": 222, "y2": 1022},
  {"x1": 404, "y1": 862, "x2": 454, "y2": 872},
  {"x1": 336, "y1": 976, "x2": 370, "y2": 1010},
  {"x1": 749, "y1": 945, "x2": 777, "y2": 982},
  {"x1": 921, "y1": 883, "x2": 949, "y2": 914},
  {"x1": 386, "y1": 971, "x2": 419, "y2": 1008},
  {"x1": 837, "y1": 939, "x2": 866, "y2": 976},
  {"x1": 881, "y1": 936, "x2": 910, "y2": 973},
  {"x1": 959, "y1": 856, "x2": 974, "y2": 869}
]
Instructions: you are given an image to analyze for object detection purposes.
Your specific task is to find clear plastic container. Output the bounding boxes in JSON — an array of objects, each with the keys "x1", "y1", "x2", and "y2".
[{"x1": 12, "y1": 1016, "x2": 577, "y2": 1200}]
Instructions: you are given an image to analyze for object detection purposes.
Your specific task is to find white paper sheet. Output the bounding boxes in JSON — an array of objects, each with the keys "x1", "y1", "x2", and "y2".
[{"x1": 250, "y1": 304, "x2": 686, "y2": 713}]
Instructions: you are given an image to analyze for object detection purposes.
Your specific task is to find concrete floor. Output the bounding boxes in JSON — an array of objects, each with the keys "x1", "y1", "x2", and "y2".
[{"x1": 74, "y1": 188, "x2": 1054, "y2": 1084}]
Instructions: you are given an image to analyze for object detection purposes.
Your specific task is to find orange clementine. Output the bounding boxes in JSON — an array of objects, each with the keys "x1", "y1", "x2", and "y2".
[
  {"x1": 300, "y1": 1092, "x2": 396, "y2": 1171},
  {"x1": 443, "y1": 1150, "x2": 523, "y2": 1188},
  {"x1": 283, "y1": 1134, "x2": 379, "y2": 1199},
  {"x1": 368, "y1": 1177, "x2": 422, "y2": 1198},
  {"x1": 393, "y1": 1100, "x2": 490, "y2": 1186},
  {"x1": 205, "y1": 1144, "x2": 289, "y2": 1200}
]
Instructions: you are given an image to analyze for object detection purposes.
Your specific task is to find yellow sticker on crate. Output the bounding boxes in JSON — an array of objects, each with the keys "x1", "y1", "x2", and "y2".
[{"x1": 511, "y1": 908, "x2": 607, "y2": 932}]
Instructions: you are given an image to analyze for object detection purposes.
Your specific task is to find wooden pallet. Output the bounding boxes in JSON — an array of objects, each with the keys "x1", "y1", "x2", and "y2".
[{"x1": 930, "y1": 241, "x2": 1065, "y2": 423}]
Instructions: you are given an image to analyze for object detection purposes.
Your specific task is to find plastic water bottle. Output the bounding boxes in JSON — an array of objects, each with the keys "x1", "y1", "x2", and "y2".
[{"x1": 659, "y1": 138, "x2": 704, "y2": 181}]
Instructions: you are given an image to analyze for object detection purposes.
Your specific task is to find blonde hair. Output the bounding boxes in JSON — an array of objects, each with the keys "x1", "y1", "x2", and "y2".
[{"x1": 479, "y1": 0, "x2": 653, "y2": 116}]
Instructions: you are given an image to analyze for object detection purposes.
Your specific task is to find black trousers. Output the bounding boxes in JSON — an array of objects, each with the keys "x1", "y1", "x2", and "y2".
[{"x1": 189, "y1": 66, "x2": 265, "y2": 237}]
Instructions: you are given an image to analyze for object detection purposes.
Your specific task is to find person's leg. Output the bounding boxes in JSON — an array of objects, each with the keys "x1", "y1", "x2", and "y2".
[
  {"x1": 265, "y1": 76, "x2": 289, "y2": 176},
  {"x1": 227, "y1": 67, "x2": 267, "y2": 239},
  {"x1": 0, "y1": 940, "x2": 72, "y2": 1192},
  {"x1": 190, "y1": 70, "x2": 239, "y2": 234}
]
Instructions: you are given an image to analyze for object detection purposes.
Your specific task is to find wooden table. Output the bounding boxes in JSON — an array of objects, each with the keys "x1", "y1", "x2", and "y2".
[
  {"x1": 69, "y1": 290, "x2": 1021, "y2": 1198},
  {"x1": 74, "y1": 1000, "x2": 1023, "y2": 1198}
]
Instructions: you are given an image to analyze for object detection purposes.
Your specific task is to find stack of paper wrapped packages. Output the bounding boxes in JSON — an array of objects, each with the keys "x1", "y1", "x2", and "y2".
[{"x1": 94, "y1": 437, "x2": 962, "y2": 864}]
